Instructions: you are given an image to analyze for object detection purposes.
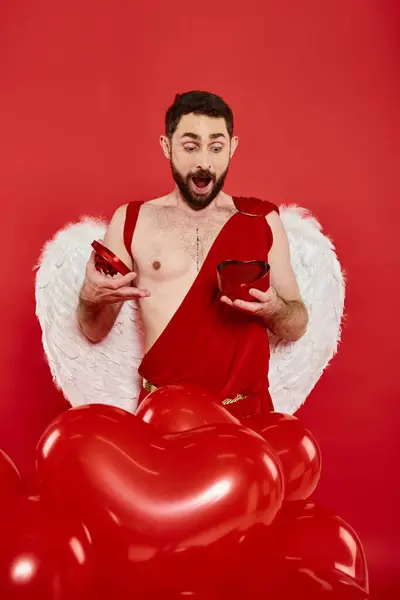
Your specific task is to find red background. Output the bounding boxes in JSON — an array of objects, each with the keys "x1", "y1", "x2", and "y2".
[{"x1": 0, "y1": 1, "x2": 398, "y2": 598}]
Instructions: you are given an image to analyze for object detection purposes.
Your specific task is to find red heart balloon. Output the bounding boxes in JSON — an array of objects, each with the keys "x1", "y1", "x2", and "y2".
[
  {"x1": 246, "y1": 566, "x2": 369, "y2": 600},
  {"x1": 243, "y1": 412, "x2": 322, "y2": 502},
  {"x1": 137, "y1": 391, "x2": 320, "y2": 503},
  {"x1": 270, "y1": 501, "x2": 369, "y2": 593},
  {"x1": 227, "y1": 512, "x2": 368, "y2": 599},
  {"x1": 136, "y1": 384, "x2": 240, "y2": 433},
  {"x1": 163, "y1": 589, "x2": 230, "y2": 599},
  {"x1": 0, "y1": 448, "x2": 23, "y2": 499},
  {"x1": 36, "y1": 404, "x2": 284, "y2": 596},
  {"x1": 0, "y1": 495, "x2": 96, "y2": 599}
]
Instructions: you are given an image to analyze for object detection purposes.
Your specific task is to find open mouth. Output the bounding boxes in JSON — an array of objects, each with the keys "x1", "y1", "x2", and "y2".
[{"x1": 191, "y1": 176, "x2": 213, "y2": 195}]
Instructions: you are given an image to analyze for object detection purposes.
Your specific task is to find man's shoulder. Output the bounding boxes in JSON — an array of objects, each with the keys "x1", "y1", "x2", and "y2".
[
  {"x1": 131, "y1": 194, "x2": 175, "y2": 213},
  {"x1": 111, "y1": 196, "x2": 168, "y2": 224},
  {"x1": 233, "y1": 196, "x2": 280, "y2": 217}
]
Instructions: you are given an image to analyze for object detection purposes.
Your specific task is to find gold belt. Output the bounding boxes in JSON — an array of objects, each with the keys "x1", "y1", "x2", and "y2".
[{"x1": 142, "y1": 379, "x2": 248, "y2": 406}]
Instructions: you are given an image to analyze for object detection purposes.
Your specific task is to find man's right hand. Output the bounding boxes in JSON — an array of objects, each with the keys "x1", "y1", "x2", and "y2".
[{"x1": 80, "y1": 250, "x2": 151, "y2": 306}]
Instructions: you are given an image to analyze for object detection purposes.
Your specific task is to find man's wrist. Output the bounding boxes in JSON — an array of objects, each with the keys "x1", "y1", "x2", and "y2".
[
  {"x1": 79, "y1": 282, "x2": 101, "y2": 308},
  {"x1": 261, "y1": 291, "x2": 286, "y2": 323},
  {"x1": 263, "y1": 297, "x2": 308, "y2": 341}
]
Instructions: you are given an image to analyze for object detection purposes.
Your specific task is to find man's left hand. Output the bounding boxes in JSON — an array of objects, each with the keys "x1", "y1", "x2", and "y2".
[{"x1": 220, "y1": 286, "x2": 281, "y2": 318}]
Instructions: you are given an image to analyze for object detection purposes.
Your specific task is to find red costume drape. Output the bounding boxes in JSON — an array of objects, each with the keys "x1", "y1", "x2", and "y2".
[{"x1": 124, "y1": 197, "x2": 279, "y2": 418}]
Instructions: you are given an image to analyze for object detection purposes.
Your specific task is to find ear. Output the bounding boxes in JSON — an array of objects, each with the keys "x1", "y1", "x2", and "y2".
[
  {"x1": 230, "y1": 136, "x2": 239, "y2": 158},
  {"x1": 160, "y1": 135, "x2": 171, "y2": 159}
]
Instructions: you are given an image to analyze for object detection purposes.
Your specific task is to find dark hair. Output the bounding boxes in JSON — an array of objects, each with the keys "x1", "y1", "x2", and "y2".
[{"x1": 165, "y1": 90, "x2": 234, "y2": 139}]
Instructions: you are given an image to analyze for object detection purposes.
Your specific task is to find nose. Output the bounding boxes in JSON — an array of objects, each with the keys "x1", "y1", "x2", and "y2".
[{"x1": 196, "y1": 148, "x2": 211, "y2": 170}]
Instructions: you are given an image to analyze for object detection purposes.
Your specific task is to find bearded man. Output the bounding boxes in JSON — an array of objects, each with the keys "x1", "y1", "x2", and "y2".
[{"x1": 77, "y1": 90, "x2": 308, "y2": 417}]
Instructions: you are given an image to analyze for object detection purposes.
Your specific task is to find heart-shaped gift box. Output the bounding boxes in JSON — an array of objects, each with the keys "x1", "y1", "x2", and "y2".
[
  {"x1": 217, "y1": 260, "x2": 270, "y2": 302},
  {"x1": 91, "y1": 240, "x2": 132, "y2": 277}
]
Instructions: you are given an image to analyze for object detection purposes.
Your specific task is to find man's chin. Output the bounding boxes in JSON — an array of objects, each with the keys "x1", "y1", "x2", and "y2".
[{"x1": 181, "y1": 184, "x2": 218, "y2": 210}]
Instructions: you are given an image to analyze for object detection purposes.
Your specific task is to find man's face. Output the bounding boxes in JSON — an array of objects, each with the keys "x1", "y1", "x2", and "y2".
[{"x1": 163, "y1": 113, "x2": 237, "y2": 210}]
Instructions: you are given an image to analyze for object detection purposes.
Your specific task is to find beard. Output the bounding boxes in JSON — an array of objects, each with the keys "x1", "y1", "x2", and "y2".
[{"x1": 170, "y1": 161, "x2": 229, "y2": 211}]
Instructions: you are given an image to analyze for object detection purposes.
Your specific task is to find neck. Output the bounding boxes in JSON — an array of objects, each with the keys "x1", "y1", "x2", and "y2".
[{"x1": 172, "y1": 189, "x2": 230, "y2": 214}]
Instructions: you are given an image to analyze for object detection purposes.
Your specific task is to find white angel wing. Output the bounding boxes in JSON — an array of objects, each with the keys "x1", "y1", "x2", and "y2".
[
  {"x1": 35, "y1": 206, "x2": 344, "y2": 415},
  {"x1": 35, "y1": 217, "x2": 143, "y2": 412},
  {"x1": 268, "y1": 205, "x2": 345, "y2": 414}
]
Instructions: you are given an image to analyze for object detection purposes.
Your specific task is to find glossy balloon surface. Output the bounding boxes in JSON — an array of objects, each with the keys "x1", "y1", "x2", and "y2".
[
  {"x1": 244, "y1": 412, "x2": 322, "y2": 501},
  {"x1": 270, "y1": 501, "x2": 369, "y2": 593},
  {"x1": 37, "y1": 404, "x2": 284, "y2": 596},
  {"x1": 136, "y1": 384, "x2": 239, "y2": 433},
  {"x1": 0, "y1": 495, "x2": 96, "y2": 599},
  {"x1": 0, "y1": 448, "x2": 23, "y2": 498}
]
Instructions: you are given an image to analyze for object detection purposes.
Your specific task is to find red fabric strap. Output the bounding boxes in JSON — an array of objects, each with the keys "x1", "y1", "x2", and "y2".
[
  {"x1": 233, "y1": 197, "x2": 279, "y2": 217},
  {"x1": 123, "y1": 201, "x2": 144, "y2": 259},
  {"x1": 123, "y1": 196, "x2": 278, "y2": 261}
]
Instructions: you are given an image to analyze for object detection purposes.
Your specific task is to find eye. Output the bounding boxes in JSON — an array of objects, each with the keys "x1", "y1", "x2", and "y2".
[
  {"x1": 211, "y1": 145, "x2": 223, "y2": 153},
  {"x1": 184, "y1": 144, "x2": 197, "y2": 153}
]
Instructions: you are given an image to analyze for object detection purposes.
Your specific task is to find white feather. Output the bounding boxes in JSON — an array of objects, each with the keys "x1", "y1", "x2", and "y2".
[
  {"x1": 268, "y1": 206, "x2": 345, "y2": 413},
  {"x1": 35, "y1": 217, "x2": 143, "y2": 412},
  {"x1": 34, "y1": 207, "x2": 345, "y2": 415}
]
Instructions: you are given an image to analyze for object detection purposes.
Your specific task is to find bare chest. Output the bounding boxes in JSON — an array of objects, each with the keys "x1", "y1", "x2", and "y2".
[{"x1": 132, "y1": 205, "x2": 236, "y2": 279}]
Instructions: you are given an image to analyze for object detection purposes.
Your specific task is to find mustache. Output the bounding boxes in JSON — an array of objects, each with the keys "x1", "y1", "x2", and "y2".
[{"x1": 189, "y1": 169, "x2": 215, "y2": 180}]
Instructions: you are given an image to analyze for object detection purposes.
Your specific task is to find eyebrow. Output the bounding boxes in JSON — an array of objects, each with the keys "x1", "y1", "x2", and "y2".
[{"x1": 180, "y1": 132, "x2": 227, "y2": 141}]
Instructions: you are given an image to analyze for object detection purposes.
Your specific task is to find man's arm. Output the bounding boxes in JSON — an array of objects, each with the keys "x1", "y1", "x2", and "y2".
[
  {"x1": 260, "y1": 210, "x2": 308, "y2": 341},
  {"x1": 220, "y1": 211, "x2": 308, "y2": 342},
  {"x1": 77, "y1": 204, "x2": 148, "y2": 343},
  {"x1": 260, "y1": 294, "x2": 308, "y2": 341}
]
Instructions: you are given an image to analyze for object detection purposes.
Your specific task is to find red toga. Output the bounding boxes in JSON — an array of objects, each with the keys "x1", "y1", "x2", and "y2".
[{"x1": 124, "y1": 197, "x2": 279, "y2": 419}]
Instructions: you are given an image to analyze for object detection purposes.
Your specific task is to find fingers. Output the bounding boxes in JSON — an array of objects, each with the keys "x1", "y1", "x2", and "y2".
[
  {"x1": 220, "y1": 294, "x2": 262, "y2": 313},
  {"x1": 248, "y1": 287, "x2": 269, "y2": 302},
  {"x1": 118, "y1": 286, "x2": 150, "y2": 299},
  {"x1": 232, "y1": 299, "x2": 262, "y2": 313},
  {"x1": 87, "y1": 250, "x2": 97, "y2": 267},
  {"x1": 86, "y1": 253, "x2": 102, "y2": 278},
  {"x1": 87, "y1": 256, "x2": 137, "y2": 287},
  {"x1": 108, "y1": 271, "x2": 137, "y2": 289},
  {"x1": 220, "y1": 295, "x2": 234, "y2": 306}
]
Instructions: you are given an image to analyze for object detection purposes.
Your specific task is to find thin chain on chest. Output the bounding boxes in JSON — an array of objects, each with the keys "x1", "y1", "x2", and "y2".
[{"x1": 195, "y1": 226, "x2": 200, "y2": 271}]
